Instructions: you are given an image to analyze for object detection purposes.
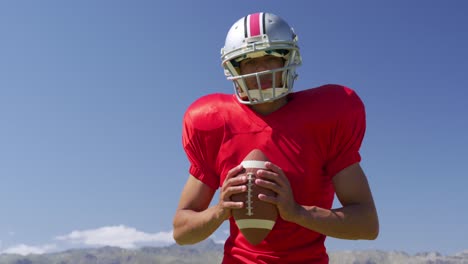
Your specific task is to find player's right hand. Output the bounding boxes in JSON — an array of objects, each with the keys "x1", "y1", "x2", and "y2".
[{"x1": 217, "y1": 164, "x2": 247, "y2": 221}]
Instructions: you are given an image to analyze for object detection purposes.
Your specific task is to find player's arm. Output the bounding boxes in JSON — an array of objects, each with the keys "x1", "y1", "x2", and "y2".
[
  {"x1": 295, "y1": 163, "x2": 379, "y2": 240},
  {"x1": 173, "y1": 166, "x2": 247, "y2": 245},
  {"x1": 172, "y1": 175, "x2": 221, "y2": 245},
  {"x1": 258, "y1": 162, "x2": 378, "y2": 240}
]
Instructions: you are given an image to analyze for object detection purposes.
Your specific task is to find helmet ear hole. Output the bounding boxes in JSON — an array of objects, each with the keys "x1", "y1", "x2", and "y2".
[{"x1": 230, "y1": 60, "x2": 240, "y2": 68}]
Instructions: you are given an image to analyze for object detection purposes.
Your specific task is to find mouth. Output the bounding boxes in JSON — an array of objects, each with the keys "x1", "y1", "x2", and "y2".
[{"x1": 259, "y1": 79, "x2": 273, "y2": 89}]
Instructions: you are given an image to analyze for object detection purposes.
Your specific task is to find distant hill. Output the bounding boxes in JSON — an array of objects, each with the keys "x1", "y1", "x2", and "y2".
[
  {"x1": 1, "y1": 239, "x2": 467, "y2": 264},
  {"x1": 329, "y1": 249, "x2": 468, "y2": 264}
]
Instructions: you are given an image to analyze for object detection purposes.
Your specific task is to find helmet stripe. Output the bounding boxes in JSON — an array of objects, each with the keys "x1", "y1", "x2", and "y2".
[
  {"x1": 262, "y1": 12, "x2": 266, "y2": 35},
  {"x1": 243, "y1": 16, "x2": 248, "y2": 38},
  {"x1": 249, "y1": 13, "x2": 261, "y2": 37}
]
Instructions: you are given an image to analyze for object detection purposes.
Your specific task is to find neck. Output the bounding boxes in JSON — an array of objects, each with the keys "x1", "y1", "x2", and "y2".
[{"x1": 249, "y1": 97, "x2": 288, "y2": 115}]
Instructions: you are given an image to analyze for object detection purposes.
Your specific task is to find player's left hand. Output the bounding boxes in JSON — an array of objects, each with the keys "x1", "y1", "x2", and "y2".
[{"x1": 255, "y1": 162, "x2": 303, "y2": 223}]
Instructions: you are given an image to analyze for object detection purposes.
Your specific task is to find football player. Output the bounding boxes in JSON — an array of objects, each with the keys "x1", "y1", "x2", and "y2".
[{"x1": 173, "y1": 12, "x2": 379, "y2": 264}]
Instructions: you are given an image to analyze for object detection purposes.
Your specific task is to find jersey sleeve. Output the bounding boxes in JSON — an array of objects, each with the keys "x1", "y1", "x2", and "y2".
[
  {"x1": 181, "y1": 95, "x2": 225, "y2": 190},
  {"x1": 325, "y1": 89, "x2": 366, "y2": 178}
]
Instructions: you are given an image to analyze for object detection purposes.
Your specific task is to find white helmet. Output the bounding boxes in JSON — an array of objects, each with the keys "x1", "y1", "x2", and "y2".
[{"x1": 221, "y1": 12, "x2": 302, "y2": 104}]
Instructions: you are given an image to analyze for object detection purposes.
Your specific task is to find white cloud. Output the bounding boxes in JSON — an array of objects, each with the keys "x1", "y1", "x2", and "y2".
[
  {"x1": 2, "y1": 244, "x2": 56, "y2": 256},
  {"x1": 55, "y1": 225, "x2": 174, "y2": 248}
]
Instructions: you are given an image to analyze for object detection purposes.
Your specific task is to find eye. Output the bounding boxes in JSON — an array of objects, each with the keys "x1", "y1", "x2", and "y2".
[
  {"x1": 267, "y1": 56, "x2": 283, "y2": 64},
  {"x1": 267, "y1": 57, "x2": 278, "y2": 63},
  {"x1": 241, "y1": 59, "x2": 254, "y2": 67}
]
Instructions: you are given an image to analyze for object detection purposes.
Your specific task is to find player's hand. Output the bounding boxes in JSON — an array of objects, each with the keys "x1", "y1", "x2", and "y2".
[
  {"x1": 256, "y1": 162, "x2": 302, "y2": 223},
  {"x1": 217, "y1": 164, "x2": 247, "y2": 221}
]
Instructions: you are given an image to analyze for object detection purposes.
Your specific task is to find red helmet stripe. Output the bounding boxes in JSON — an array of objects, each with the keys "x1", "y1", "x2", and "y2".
[{"x1": 248, "y1": 13, "x2": 262, "y2": 37}]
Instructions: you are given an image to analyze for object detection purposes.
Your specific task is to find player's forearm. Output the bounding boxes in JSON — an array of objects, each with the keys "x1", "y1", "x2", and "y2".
[
  {"x1": 173, "y1": 205, "x2": 226, "y2": 245},
  {"x1": 294, "y1": 203, "x2": 379, "y2": 240}
]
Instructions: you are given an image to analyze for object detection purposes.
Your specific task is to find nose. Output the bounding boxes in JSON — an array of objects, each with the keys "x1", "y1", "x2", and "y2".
[{"x1": 255, "y1": 60, "x2": 269, "y2": 71}]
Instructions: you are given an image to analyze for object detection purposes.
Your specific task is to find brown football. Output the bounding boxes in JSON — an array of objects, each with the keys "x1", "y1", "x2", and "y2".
[{"x1": 231, "y1": 149, "x2": 278, "y2": 245}]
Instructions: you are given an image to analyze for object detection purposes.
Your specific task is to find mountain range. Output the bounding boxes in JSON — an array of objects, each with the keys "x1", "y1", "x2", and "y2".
[{"x1": 0, "y1": 239, "x2": 467, "y2": 264}]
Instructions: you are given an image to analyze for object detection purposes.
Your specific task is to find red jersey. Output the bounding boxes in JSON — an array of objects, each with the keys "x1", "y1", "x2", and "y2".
[{"x1": 182, "y1": 84, "x2": 366, "y2": 263}]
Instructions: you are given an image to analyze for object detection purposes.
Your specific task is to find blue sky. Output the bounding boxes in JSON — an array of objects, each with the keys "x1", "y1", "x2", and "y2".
[{"x1": 1, "y1": 0, "x2": 467, "y2": 256}]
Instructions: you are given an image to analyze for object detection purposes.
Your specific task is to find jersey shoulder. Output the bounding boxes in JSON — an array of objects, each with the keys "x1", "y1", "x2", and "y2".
[
  {"x1": 293, "y1": 84, "x2": 365, "y2": 117},
  {"x1": 184, "y1": 93, "x2": 236, "y2": 131}
]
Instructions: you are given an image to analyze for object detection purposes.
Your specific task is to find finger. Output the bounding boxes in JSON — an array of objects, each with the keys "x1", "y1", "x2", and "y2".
[
  {"x1": 256, "y1": 169, "x2": 277, "y2": 179},
  {"x1": 221, "y1": 183, "x2": 247, "y2": 203},
  {"x1": 258, "y1": 193, "x2": 277, "y2": 205},
  {"x1": 225, "y1": 164, "x2": 245, "y2": 180},
  {"x1": 223, "y1": 174, "x2": 247, "y2": 189},
  {"x1": 265, "y1": 162, "x2": 283, "y2": 174},
  {"x1": 223, "y1": 164, "x2": 247, "y2": 189},
  {"x1": 225, "y1": 184, "x2": 247, "y2": 196},
  {"x1": 255, "y1": 177, "x2": 280, "y2": 193},
  {"x1": 221, "y1": 200, "x2": 244, "y2": 209},
  {"x1": 256, "y1": 169, "x2": 284, "y2": 188}
]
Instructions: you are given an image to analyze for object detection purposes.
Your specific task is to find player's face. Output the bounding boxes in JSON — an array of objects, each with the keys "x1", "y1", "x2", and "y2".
[{"x1": 239, "y1": 56, "x2": 284, "y2": 90}]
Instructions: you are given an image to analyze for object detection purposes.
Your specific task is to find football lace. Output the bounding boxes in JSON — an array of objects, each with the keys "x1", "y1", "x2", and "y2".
[{"x1": 246, "y1": 172, "x2": 254, "y2": 216}]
